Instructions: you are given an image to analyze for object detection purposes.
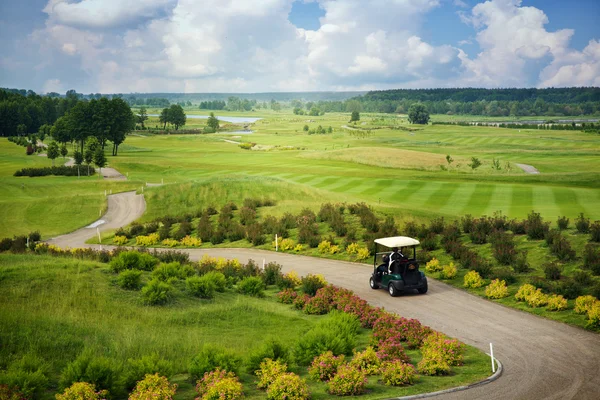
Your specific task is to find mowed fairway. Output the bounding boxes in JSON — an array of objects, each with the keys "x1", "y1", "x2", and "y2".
[{"x1": 109, "y1": 114, "x2": 600, "y2": 224}]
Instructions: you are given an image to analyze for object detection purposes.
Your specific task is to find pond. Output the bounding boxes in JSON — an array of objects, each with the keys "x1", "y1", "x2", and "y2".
[{"x1": 148, "y1": 114, "x2": 262, "y2": 123}]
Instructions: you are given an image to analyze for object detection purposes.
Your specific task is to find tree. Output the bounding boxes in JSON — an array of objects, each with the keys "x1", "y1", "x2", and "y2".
[
  {"x1": 50, "y1": 116, "x2": 72, "y2": 144},
  {"x1": 207, "y1": 112, "x2": 219, "y2": 131},
  {"x1": 168, "y1": 104, "x2": 186, "y2": 130},
  {"x1": 445, "y1": 155, "x2": 453, "y2": 172},
  {"x1": 159, "y1": 108, "x2": 169, "y2": 129},
  {"x1": 47, "y1": 142, "x2": 59, "y2": 166},
  {"x1": 468, "y1": 157, "x2": 482, "y2": 171},
  {"x1": 350, "y1": 111, "x2": 360, "y2": 122},
  {"x1": 408, "y1": 103, "x2": 430, "y2": 124},
  {"x1": 309, "y1": 106, "x2": 320, "y2": 116},
  {"x1": 106, "y1": 98, "x2": 135, "y2": 155},
  {"x1": 303, "y1": 125, "x2": 309, "y2": 132},
  {"x1": 93, "y1": 147, "x2": 107, "y2": 178},
  {"x1": 84, "y1": 147, "x2": 94, "y2": 176},
  {"x1": 73, "y1": 150, "x2": 83, "y2": 178},
  {"x1": 60, "y1": 143, "x2": 68, "y2": 160},
  {"x1": 137, "y1": 107, "x2": 148, "y2": 129}
]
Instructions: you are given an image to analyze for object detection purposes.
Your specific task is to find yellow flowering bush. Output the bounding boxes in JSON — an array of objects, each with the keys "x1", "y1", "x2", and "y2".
[
  {"x1": 425, "y1": 258, "x2": 443, "y2": 273},
  {"x1": 318, "y1": 240, "x2": 332, "y2": 254},
  {"x1": 356, "y1": 247, "x2": 370, "y2": 261},
  {"x1": 267, "y1": 373, "x2": 310, "y2": 400},
  {"x1": 587, "y1": 301, "x2": 600, "y2": 328},
  {"x1": 349, "y1": 346, "x2": 380, "y2": 375},
  {"x1": 380, "y1": 361, "x2": 416, "y2": 386},
  {"x1": 293, "y1": 244, "x2": 304, "y2": 253},
  {"x1": 485, "y1": 279, "x2": 508, "y2": 299},
  {"x1": 284, "y1": 271, "x2": 302, "y2": 287},
  {"x1": 346, "y1": 243, "x2": 360, "y2": 255},
  {"x1": 279, "y1": 238, "x2": 295, "y2": 251},
  {"x1": 180, "y1": 236, "x2": 201, "y2": 247},
  {"x1": 136, "y1": 233, "x2": 159, "y2": 246},
  {"x1": 56, "y1": 382, "x2": 107, "y2": 400},
  {"x1": 463, "y1": 270, "x2": 484, "y2": 288},
  {"x1": 439, "y1": 263, "x2": 457, "y2": 279},
  {"x1": 256, "y1": 359, "x2": 287, "y2": 389},
  {"x1": 546, "y1": 294, "x2": 568, "y2": 311},
  {"x1": 129, "y1": 373, "x2": 177, "y2": 400},
  {"x1": 195, "y1": 369, "x2": 243, "y2": 400},
  {"x1": 515, "y1": 284, "x2": 537, "y2": 302},
  {"x1": 161, "y1": 239, "x2": 179, "y2": 247},
  {"x1": 525, "y1": 289, "x2": 548, "y2": 308},
  {"x1": 113, "y1": 235, "x2": 128, "y2": 245},
  {"x1": 329, "y1": 245, "x2": 340, "y2": 254},
  {"x1": 574, "y1": 295, "x2": 598, "y2": 314}
]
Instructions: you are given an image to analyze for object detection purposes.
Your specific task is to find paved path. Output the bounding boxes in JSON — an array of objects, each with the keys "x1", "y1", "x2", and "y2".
[
  {"x1": 64, "y1": 157, "x2": 127, "y2": 180},
  {"x1": 47, "y1": 192, "x2": 600, "y2": 400},
  {"x1": 515, "y1": 163, "x2": 540, "y2": 174}
]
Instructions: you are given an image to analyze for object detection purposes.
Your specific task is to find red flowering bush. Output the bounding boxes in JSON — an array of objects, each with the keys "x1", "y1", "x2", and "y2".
[
  {"x1": 255, "y1": 359, "x2": 287, "y2": 390},
  {"x1": 266, "y1": 373, "x2": 310, "y2": 400},
  {"x1": 194, "y1": 369, "x2": 243, "y2": 400},
  {"x1": 129, "y1": 373, "x2": 177, "y2": 400},
  {"x1": 276, "y1": 289, "x2": 297, "y2": 304},
  {"x1": 304, "y1": 293, "x2": 332, "y2": 315},
  {"x1": 0, "y1": 385, "x2": 25, "y2": 400},
  {"x1": 372, "y1": 314, "x2": 432, "y2": 349},
  {"x1": 380, "y1": 361, "x2": 416, "y2": 386},
  {"x1": 293, "y1": 293, "x2": 311, "y2": 310},
  {"x1": 327, "y1": 364, "x2": 367, "y2": 396},
  {"x1": 308, "y1": 351, "x2": 345, "y2": 382},
  {"x1": 375, "y1": 335, "x2": 410, "y2": 363}
]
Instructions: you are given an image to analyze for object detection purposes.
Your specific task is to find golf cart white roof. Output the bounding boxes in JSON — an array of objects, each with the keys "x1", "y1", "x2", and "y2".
[{"x1": 374, "y1": 236, "x2": 420, "y2": 248}]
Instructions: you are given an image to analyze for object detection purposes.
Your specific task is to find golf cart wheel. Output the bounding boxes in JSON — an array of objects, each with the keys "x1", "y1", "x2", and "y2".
[
  {"x1": 418, "y1": 284, "x2": 428, "y2": 294},
  {"x1": 388, "y1": 283, "x2": 399, "y2": 297},
  {"x1": 369, "y1": 277, "x2": 379, "y2": 289}
]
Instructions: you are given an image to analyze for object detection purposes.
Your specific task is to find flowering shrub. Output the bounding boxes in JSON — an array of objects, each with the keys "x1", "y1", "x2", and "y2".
[
  {"x1": 129, "y1": 373, "x2": 177, "y2": 400},
  {"x1": 587, "y1": 301, "x2": 600, "y2": 328},
  {"x1": 293, "y1": 244, "x2": 304, "y2": 253},
  {"x1": 113, "y1": 236, "x2": 128, "y2": 245},
  {"x1": 345, "y1": 243, "x2": 360, "y2": 254},
  {"x1": 318, "y1": 240, "x2": 332, "y2": 254},
  {"x1": 327, "y1": 364, "x2": 367, "y2": 396},
  {"x1": 194, "y1": 369, "x2": 243, "y2": 400},
  {"x1": 301, "y1": 274, "x2": 328, "y2": 296},
  {"x1": 256, "y1": 359, "x2": 287, "y2": 389},
  {"x1": 136, "y1": 233, "x2": 160, "y2": 246},
  {"x1": 463, "y1": 270, "x2": 484, "y2": 288},
  {"x1": 293, "y1": 293, "x2": 311, "y2": 310},
  {"x1": 574, "y1": 295, "x2": 598, "y2": 314},
  {"x1": 279, "y1": 238, "x2": 295, "y2": 251},
  {"x1": 439, "y1": 263, "x2": 457, "y2": 279},
  {"x1": 56, "y1": 382, "x2": 107, "y2": 400},
  {"x1": 161, "y1": 239, "x2": 179, "y2": 247},
  {"x1": 417, "y1": 355, "x2": 450, "y2": 376},
  {"x1": 276, "y1": 289, "x2": 298, "y2": 304},
  {"x1": 425, "y1": 258, "x2": 442, "y2": 273},
  {"x1": 375, "y1": 337, "x2": 410, "y2": 363},
  {"x1": 329, "y1": 245, "x2": 340, "y2": 254},
  {"x1": 546, "y1": 295, "x2": 568, "y2": 311},
  {"x1": 420, "y1": 332, "x2": 465, "y2": 366},
  {"x1": 355, "y1": 247, "x2": 370, "y2": 261},
  {"x1": 284, "y1": 271, "x2": 302, "y2": 287},
  {"x1": 525, "y1": 289, "x2": 548, "y2": 308},
  {"x1": 304, "y1": 293, "x2": 332, "y2": 315},
  {"x1": 371, "y1": 314, "x2": 432, "y2": 349},
  {"x1": 515, "y1": 284, "x2": 537, "y2": 302},
  {"x1": 349, "y1": 346, "x2": 380, "y2": 375},
  {"x1": 308, "y1": 351, "x2": 345, "y2": 382},
  {"x1": 485, "y1": 279, "x2": 508, "y2": 299},
  {"x1": 380, "y1": 361, "x2": 416, "y2": 386},
  {"x1": 0, "y1": 385, "x2": 25, "y2": 400},
  {"x1": 266, "y1": 373, "x2": 310, "y2": 400},
  {"x1": 180, "y1": 236, "x2": 201, "y2": 247}
]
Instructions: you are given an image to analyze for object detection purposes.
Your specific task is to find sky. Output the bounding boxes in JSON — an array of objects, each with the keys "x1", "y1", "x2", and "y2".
[{"x1": 0, "y1": 0, "x2": 598, "y2": 94}]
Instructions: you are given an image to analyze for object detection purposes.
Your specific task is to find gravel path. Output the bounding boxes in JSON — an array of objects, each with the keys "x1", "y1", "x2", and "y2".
[
  {"x1": 47, "y1": 192, "x2": 600, "y2": 400},
  {"x1": 515, "y1": 163, "x2": 540, "y2": 174},
  {"x1": 64, "y1": 157, "x2": 127, "y2": 180}
]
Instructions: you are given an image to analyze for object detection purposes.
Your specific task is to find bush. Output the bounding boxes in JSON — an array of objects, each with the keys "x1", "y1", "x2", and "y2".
[
  {"x1": 526, "y1": 211, "x2": 549, "y2": 240},
  {"x1": 123, "y1": 354, "x2": 174, "y2": 391},
  {"x1": 557, "y1": 216, "x2": 569, "y2": 230},
  {"x1": 262, "y1": 262, "x2": 282, "y2": 286},
  {"x1": 109, "y1": 251, "x2": 158, "y2": 273},
  {"x1": 583, "y1": 244, "x2": 600, "y2": 275},
  {"x1": 572, "y1": 270, "x2": 593, "y2": 287},
  {"x1": 161, "y1": 238, "x2": 178, "y2": 247},
  {"x1": 246, "y1": 339, "x2": 289, "y2": 375},
  {"x1": 513, "y1": 251, "x2": 530, "y2": 273},
  {"x1": 113, "y1": 235, "x2": 128, "y2": 245},
  {"x1": 308, "y1": 351, "x2": 345, "y2": 382},
  {"x1": 417, "y1": 356, "x2": 450, "y2": 376},
  {"x1": 553, "y1": 278, "x2": 583, "y2": 300},
  {"x1": 0, "y1": 385, "x2": 25, "y2": 400},
  {"x1": 550, "y1": 235, "x2": 576, "y2": 261},
  {"x1": 591, "y1": 221, "x2": 600, "y2": 242},
  {"x1": 60, "y1": 353, "x2": 117, "y2": 395},
  {"x1": 525, "y1": 288, "x2": 548, "y2": 308},
  {"x1": 546, "y1": 295, "x2": 568, "y2": 311},
  {"x1": 0, "y1": 355, "x2": 49, "y2": 399},
  {"x1": 380, "y1": 361, "x2": 416, "y2": 386},
  {"x1": 515, "y1": 284, "x2": 537, "y2": 302},
  {"x1": 56, "y1": 382, "x2": 107, "y2": 400},
  {"x1": 245, "y1": 223, "x2": 265, "y2": 246},
  {"x1": 575, "y1": 213, "x2": 590, "y2": 233},
  {"x1": 587, "y1": 301, "x2": 600, "y2": 328},
  {"x1": 129, "y1": 373, "x2": 177, "y2": 400},
  {"x1": 194, "y1": 369, "x2": 243, "y2": 400},
  {"x1": 543, "y1": 262, "x2": 563, "y2": 280},
  {"x1": 188, "y1": 346, "x2": 242, "y2": 381},
  {"x1": 267, "y1": 373, "x2": 310, "y2": 400},
  {"x1": 255, "y1": 359, "x2": 287, "y2": 389},
  {"x1": 276, "y1": 288, "x2": 298, "y2": 304},
  {"x1": 491, "y1": 267, "x2": 516, "y2": 285},
  {"x1": 356, "y1": 247, "x2": 370, "y2": 261},
  {"x1": 14, "y1": 165, "x2": 94, "y2": 177},
  {"x1": 186, "y1": 276, "x2": 216, "y2": 299},
  {"x1": 425, "y1": 258, "x2": 442, "y2": 273},
  {"x1": 141, "y1": 279, "x2": 173, "y2": 305},
  {"x1": 464, "y1": 270, "x2": 484, "y2": 288},
  {"x1": 349, "y1": 347, "x2": 380, "y2": 375},
  {"x1": 439, "y1": 263, "x2": 457, "y2": 280},
  {"x1": 301, "y1": 274, "x2": 327, "y2": 296},
  {"x1": 180, "y1": 235, "x2": 201, "y2": 247},
  {"x1": 574, "y1": 295, "x2": 598, "y2": 314},
  {"x1": 327, "y1": 364, "x2": 367, "y2": 396},
  {"x1": 117, "y1": 269, "x2": 142, "y2": 290},
  {"x1": 485, "y1": 279, "x2": 508, "y2": 299},
  {"x1": 237, "y1": 276, "x2": 265, "y2": 297},
  {"x1": 420, "y1": 233, "x2": 438, "y2": 251}
]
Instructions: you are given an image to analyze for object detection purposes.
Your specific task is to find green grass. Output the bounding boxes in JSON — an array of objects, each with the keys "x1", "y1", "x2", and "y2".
[{"x1": 0, "y1": 253, "x2": 491, "y2": 399}]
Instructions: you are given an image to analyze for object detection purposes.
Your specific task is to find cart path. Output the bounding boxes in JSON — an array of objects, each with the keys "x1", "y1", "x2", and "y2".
[
  {"x1": 515, "y1": 163, "x2": 540, "y2": 174},
  {"x1": 64, "y1": 157, "x2": 127, "y2": 180},
  {"x1": 47, "y1": 193, "x2": 600, "y2": 400}
]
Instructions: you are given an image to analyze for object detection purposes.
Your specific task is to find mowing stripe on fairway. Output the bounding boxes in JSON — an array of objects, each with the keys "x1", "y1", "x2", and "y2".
[
  {"x1": 360, "y1": 179, "x2": 394, "y2": 196},
  {"x1": 437, "y1": 183, "x2": 478, "y2": 216},
  {"x1": 463, "y1": 183, "x2": 494, "y2": 216},
  {"x1": 574, "y1": 188, "x2": 600, "y2": 220},
  {"x1": 552, "y1": 187, "x2": 583, "y2": 218},
  {"x1": 314, "y1": 176, "x2": 344, "y2": 189},
  {"x1": 423, "y1": 182, "x2": 457, "y2": 209},
  {"x1": 294, "y1": 175, "x2": 317, "y2": 184},
  {"x1": 393, "y1": 180, "x2": 426, "y2": 203},
  {"x1": 328, "y1": 178, "x2": 364, "y2": 193},
  {"x1": 510, "y1": 185, "x2": 533, "y2": 218},
  {"x1": 532, "y1": 186, "x2": 557, "y2": 218},
  {"x1": 484, "y1": 184, "x2": 512, "y2": 216}
]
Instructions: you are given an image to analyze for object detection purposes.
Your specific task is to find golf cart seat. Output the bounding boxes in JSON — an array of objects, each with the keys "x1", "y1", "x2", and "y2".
[{"x1": 390, "y1": 260, "x2": 402, "y2": 275}]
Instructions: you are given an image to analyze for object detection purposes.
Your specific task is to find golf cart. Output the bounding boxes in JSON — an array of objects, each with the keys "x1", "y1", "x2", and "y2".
[{"x1": 369, "y1": 236, "x2": 428, "y2": 297}]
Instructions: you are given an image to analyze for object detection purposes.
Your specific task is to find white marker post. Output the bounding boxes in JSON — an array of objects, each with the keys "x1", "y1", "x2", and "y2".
[
  {"x1": 262, "y1": 259, "x2": 266, "y2": 270},
  {"x1": 275, "y1": 234, "x2": 278, "y2": 251},
  {"x1": 490, "y1": 342, "x2": 495, "y2": 373},
  {"x1": 99, "y1": 209, "x2": 102, "y2": 217},
  {"x1": 97, "y1": 228, "x2": 102, "y2": 250}
]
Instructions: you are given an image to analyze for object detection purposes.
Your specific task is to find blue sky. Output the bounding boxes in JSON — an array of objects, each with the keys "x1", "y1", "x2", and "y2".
[{"x1": 0, "y1": 0, "x2": 598, "y2": 93}]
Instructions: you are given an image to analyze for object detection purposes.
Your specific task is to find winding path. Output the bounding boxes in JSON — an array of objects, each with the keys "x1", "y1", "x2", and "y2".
[{"x1": 48, "y1": 192, "x2": 600, "y2": 400}]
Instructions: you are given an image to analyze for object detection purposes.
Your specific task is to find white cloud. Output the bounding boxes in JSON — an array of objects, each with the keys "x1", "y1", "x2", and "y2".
[
  {"x1": 539, "y1": 40, "x2": 600, "y2": 87},
  {"x1": 43, "y1": 78, "x2": 63, "y2": 93},
  {"x1": 453, "y1": 0, "x2": 468, "y2": 8}
]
